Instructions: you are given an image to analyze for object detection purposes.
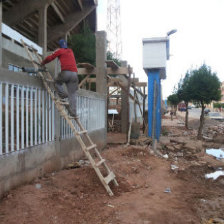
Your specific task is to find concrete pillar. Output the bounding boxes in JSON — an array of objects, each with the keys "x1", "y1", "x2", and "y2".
[
  {"x1": 95, "y1": 31, "x2": 107, "y2": 95},
  {"x1": 121, "y1": 61, "x2": 129, "y2": 134},
  {"x1": 0, "y1": 2, "x2": 2, "y2": 67},
  {"x1": 96, "y1": 31, "x2": 107, "y2": 142},
  {"x1": 38, "y1": 4, "x2": 48, "y2": 55},
  {"x1": 65, "y1": 31, "x2": 70, "y2": 42}
]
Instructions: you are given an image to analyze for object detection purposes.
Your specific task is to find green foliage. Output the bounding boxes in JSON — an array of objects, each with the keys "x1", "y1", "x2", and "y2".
[
  {"x1": 68, "y1": 23, "x2": 96, "y2": 65},
  {"x1": 107, "y1": 51, "x2": 121, "y2": 66},
  {"x1": 186, "y1": 64, "x2": 221, "y2": 139},
  {"x1": 188, "y1": 64, "x2": 221, "y2": 105},
  {"x1": 213, "y1": 102, "x2": 224, "y2": 108},
  {"x1": 177, "y1": 71, "x2": 192, "y2": 103},
  {"x1": 167, "y1": 93, "x2": 180, "y2": 106}
]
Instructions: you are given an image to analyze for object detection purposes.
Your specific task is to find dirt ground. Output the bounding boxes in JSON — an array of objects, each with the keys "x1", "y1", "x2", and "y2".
[{"x1": 0, "y1": 116, "x2": 224, "y2": 224}]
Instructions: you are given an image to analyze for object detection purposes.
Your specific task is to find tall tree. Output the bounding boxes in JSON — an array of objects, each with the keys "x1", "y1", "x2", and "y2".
[
  {"x1": 188, "y1": 64, "x2": 221, "y2": 139},
  {"x1": 68, "y1": 23, "x2": 96, "y2": 65},
  {"x1": 167, "y1": 93, "x2": 180, "y2": 115},
  {"x1": 177, "y1": 72, "x2": 192, "y2": 128}
]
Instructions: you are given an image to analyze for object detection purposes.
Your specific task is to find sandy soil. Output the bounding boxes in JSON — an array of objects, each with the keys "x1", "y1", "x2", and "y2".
[{"x1": 0, "y1": 119, "x2": 224, "y2": 224}]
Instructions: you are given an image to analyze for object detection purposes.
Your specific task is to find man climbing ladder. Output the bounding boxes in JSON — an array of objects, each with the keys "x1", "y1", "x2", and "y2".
[
  {"x1": 41, "y1": 39, "x2": 78, "y2": 117},
  {"x1": 21, "y1": 39, "x2": 118, "y2": 196}
]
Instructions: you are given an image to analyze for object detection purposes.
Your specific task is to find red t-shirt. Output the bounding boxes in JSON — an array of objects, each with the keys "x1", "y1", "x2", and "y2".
[{"x1": 42, "y1": 48, "x2": 78, "y2": 72}]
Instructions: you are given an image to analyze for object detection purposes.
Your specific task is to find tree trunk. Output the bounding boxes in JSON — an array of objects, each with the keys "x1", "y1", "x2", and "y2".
[
  {"x1": 197, "y1": 102, "x2": 205, "y2": 139},
  {"x1": 174, "y1": 105, "x2": 177, "y2": 116},
  {"x1": 185, "y1": 101, "x2": 189, "y2": 129}
]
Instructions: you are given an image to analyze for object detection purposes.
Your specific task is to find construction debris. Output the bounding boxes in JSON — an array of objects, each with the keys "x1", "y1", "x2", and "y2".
[{"x1": 130, "y1": 134, "x2": 152, "y2": 146}]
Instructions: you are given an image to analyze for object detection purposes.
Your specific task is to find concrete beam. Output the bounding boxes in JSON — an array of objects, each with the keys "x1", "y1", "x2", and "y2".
[
  {"x1": 48, "y1": 5, "x2": 96, "y2": 43},
  {"x1": 4, "y1": 0, "x2": 55, "y2": 26},
  {"x1": 38, "y1": 5, "x2": 48, "y2": 55},
  {"x1": 0, "y1": 2, "x2": 2, "y2": 67},
  {"x1": 95, "y1": 31, "x2": 107, "y2": 139},
  {"x1": 51, "y1": 2, "x2": 65, "y2": 23},
  {"x1": 95, "y1": 31, "x2": 107, "y2": 95},
  {"x1": 77, "y1": 0, "x2": 83, "y2": 10},
  {"x1": 121, "y1": 61, "x2": 129, "y2": 134}
]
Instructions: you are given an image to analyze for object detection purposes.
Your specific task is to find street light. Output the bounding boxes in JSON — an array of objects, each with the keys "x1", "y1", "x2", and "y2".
[
  {"x1": 166, "y1": 29, "x2": 177, "y2": 60},
  {"x1": 167, "y1": 29, "x2": 177, "y2": 37}
]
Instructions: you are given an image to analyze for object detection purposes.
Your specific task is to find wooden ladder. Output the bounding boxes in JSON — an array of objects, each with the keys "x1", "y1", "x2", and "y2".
[{"x1": 21, "y1": 39, "x2": 118, "y2": 196}]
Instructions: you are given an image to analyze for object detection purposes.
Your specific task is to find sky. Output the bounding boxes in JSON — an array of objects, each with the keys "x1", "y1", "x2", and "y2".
[{"x1": 97, "y1": 0, "x2": 224, "y2": 99}]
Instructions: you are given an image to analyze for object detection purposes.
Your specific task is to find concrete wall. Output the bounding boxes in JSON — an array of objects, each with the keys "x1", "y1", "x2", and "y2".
[
  {"x1": 0, "y1": 68, "x2": 107, "y2": 198},
  {"x1": 2, "y1": 35, "x2": 37, "y2": 69},
  {"x1": 0, "y1": 128, "x2": 106, "y2": 198},
  {"x1": 2, "y1": 49, "x2": 33, "y2": 70}
]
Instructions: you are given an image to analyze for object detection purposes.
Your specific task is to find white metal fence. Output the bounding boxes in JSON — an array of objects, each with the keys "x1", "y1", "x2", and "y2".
[
  {"x1": 61, "y1": 95, "x2": 106, "y2": 139},
  {"x1": 0, "y1": 81, "x2": 106, "y2": 155},
  {"x1": 0, "y1": 82, "x2": 55, "y2": 155}
]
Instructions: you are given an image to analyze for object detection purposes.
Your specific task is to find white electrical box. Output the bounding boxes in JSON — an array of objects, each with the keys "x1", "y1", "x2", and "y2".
[{"x1": 142, "y1": 37, "x2": 169, "y2": 70}]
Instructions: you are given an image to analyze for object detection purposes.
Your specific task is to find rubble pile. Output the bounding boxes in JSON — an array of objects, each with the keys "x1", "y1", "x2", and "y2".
[
  {"x1": 159, "y1": 136, "x2": 203, "y2": 159},
  {"x1": 203, "y1": 123, "x2": 224, "y2": 143},
  {"x1": 130, "y1": 135, "x2": 152, "y2": 146},
  {"x1": 162, "y1": 126, "x2": 197, "y2": 138}
]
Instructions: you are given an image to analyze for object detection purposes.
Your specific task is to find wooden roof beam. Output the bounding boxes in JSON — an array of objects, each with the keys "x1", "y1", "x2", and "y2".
[
  {"x1": 48, "y1": 5, "x2": 96, "y2": 43},
  {"x1": 131, "y1": 84, "x2": 144, "y2": 97},
  {"x1": 77, "y1": 65, "x2": 132, "y2": 76},
  {"x1": 3, "y1": 0, "x2": 55, "y2": 26},
  {"x1": 51, "y1": 2, "x2": 65, "y2": 23},
  {"x1": 86, "y1": 78, "x2": 96, "y2": 83},
  {"x1": 77, "y1": 63, "x2": 95, "y2": 70},
  {"x1": 107, "y1": 67, "x2": 131, "y2": 75},
  {"x1": 134, "y1": 82, "x2": 147, "y2": 87},
  {"x1": 106, "y1": 60, "x2": 119, "y2": 70},
  {"x1": 77, "y1": 68, "x2": 96, "y2": 75},
  {"x1": 131, "y1": 78, "x2": 139, "y2": 83}
]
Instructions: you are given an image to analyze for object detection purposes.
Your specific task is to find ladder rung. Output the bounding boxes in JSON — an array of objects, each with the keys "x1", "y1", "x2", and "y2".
[
  {"x1": 104, "y1": 172, "x2": 115, "y2": 185},
  {"x1": 44, "y1": 79, "x2": 54, "y2": 83},
  {"x1": 57, "y1": 100, "x2": 69, "y2": 105},
  {"x1": 86, "y1": 144, "x2": 97, "y2": 151},
  {"x1": 78, "y1": 130, "x2": 87, "y2": 135},
  {"x1": 96, "y1": 159, "x2": 105, "y2": 167}
]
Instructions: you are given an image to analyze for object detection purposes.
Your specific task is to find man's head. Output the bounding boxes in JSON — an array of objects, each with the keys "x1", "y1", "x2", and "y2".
[{"x1": 59, "y1": 39, "x2": 68, "y2": 48}]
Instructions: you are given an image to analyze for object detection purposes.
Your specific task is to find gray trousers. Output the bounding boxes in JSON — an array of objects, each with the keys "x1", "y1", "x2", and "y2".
[{"x1": 55, "y1": 71, "x2": 78, "y2": 116}]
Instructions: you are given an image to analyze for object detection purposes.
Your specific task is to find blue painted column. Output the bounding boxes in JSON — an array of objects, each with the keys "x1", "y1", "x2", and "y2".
[{"x1": 147, "y1": 69, "x2": 161, "y2": 140}]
